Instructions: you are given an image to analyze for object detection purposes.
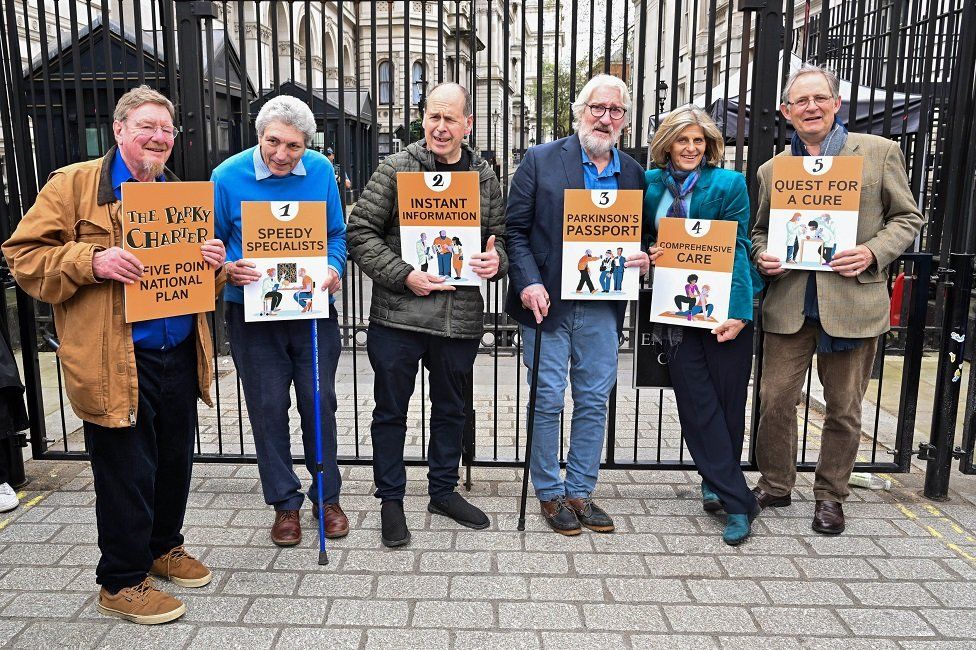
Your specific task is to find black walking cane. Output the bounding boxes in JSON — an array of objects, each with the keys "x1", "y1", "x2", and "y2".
[{"x1": 517, "y1": 328, "x2": 543, "y2": 531}]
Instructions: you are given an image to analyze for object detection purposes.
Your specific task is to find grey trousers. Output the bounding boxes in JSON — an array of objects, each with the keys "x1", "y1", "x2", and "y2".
[{"x1": 755, "y1": 321, "x2": 878, "y2": 503}]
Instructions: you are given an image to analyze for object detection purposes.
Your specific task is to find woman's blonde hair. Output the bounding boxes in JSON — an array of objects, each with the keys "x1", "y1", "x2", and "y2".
[{"x1": 649, "y1": 104, "x2": 724, "y2": 168}]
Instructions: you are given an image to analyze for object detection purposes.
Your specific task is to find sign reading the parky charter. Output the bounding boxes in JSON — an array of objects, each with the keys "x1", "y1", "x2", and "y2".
[
  {"x1": 240, "y1": 201, "x2": 329, "y2": 323},
  {"x1": 649, "y1": 217, "x2": 736, "y2": 330},
  {"x1": 768, "y1": 155, "x2": 864, "y2": 271},
  {"x1": 122, "y1": 181, "x2": 215, "y2": 322},
  {"x1": 560, "y1": 188, "x2": 642, "y2": 301},
  {"x1": 396, "y1": 171, "x2": 482, "y2": 285}
]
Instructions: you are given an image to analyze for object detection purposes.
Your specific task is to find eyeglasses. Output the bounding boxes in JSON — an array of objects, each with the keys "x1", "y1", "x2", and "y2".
[
  {"x1": 586, "y1": 103, "x2": 627, "y2": 120},
  {"x1": 785, "y1": 95, "x2": 836, "y2": 109},
  {"x1": 126, "y1": 120, "x2": 179, "y2": 139}
]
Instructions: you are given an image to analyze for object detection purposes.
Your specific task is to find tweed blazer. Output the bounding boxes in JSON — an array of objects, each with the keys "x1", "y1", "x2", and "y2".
[{"x1": 751, "y1": 133, "x2": 924, "y2": 338}]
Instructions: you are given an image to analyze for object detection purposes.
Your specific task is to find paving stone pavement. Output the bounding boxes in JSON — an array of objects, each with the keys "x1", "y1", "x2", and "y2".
[{"x1": 3, "y1": 457, "x2": 976, "y2": 649}]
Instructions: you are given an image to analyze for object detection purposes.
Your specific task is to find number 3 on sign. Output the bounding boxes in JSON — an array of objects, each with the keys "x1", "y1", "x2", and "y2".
[
  {"x1": 684, "y1": 219, "x2": 712, "y2": 237},
  {"x1": 591, "y1": 189, "x2": 617, "y2": 207}
]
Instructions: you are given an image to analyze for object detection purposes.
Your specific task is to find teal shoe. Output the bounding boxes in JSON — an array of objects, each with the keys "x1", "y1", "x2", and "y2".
[
  {"x1": 722, "y1": 513, "x2": 751, "y2": 546},
  {"x1": 701, "y1": 481, "x2": 723, "y2": 512}
]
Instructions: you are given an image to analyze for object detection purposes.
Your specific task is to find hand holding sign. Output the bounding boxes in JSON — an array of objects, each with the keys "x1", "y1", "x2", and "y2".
[
  {"x1": 757, "y1": 252, "x2": 785, "y2": 276},
  {"x1": 201, "y1": 239, "x2": 226, "y2": 270},
  {"x1": 93, "y1": 247, "x2": 145, "y2": 284},
  {"x1": 469, "y1": 235, "x2": 499, "y2": 278},
  {"x1": 829, "y1": 245, "x2": 876, "y2": 277},
  {"x1": 711, "y1": 318, "x2": 746, "y2": 343},
  {"x1": 648, "y1": 245, "x2": 664, "y2": 265},
  {"x1": 225, "y1": 258, "x2": 262, "y2": 286},
  {"x1": 322, "y1": 268, "x2": 341, "y2": 294},
  {"x1": 405, "y1": 270, "x2": 456, "y2": 296},
  {"x1": 624, "y1": 251, "x2": 650, "y2": 275}
]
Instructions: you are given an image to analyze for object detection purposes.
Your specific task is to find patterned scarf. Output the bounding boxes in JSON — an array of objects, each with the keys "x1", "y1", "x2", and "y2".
[
  {"x1": 793, "y1": 119, "x2": 861, "y2": 353},
  {"x1": 663, "y1": 161, "x2": 702, "y2": 219}
]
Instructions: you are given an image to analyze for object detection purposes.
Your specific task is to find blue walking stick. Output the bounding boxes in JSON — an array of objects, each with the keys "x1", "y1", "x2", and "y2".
[{"x1": 312, "y1": 319, "x2": 328, "y2": 565}]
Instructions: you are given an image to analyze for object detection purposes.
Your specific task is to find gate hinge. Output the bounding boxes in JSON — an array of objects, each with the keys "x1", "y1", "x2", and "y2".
[{"x1": 916, "y1": 442, "x2": 936, "y2": 461}]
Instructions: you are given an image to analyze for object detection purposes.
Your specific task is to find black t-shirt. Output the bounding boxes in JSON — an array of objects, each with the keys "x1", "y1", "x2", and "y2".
[{"x1": 434, "y1": 150, "x2": 471, "y2": 172}]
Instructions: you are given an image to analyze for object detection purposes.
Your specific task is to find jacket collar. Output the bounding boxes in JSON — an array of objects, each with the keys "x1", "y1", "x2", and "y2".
[
  {"x1": 97, "y1": 145, "x2": 181, "y2": 206},
  {"x1": 407, "y1": 140, "x2": 486, "y2": 175},
  {"x1": 560, "y1": 133, "x2": 586, "y2": 189}
]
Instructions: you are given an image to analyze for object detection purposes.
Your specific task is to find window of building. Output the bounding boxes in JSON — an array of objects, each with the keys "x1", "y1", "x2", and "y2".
[
  {"x1": 379, "y1": 61, "x2": 393, "y2": 104},
  {"x1": 412, "y1": 61, "x2": 426, "y2": 105}
]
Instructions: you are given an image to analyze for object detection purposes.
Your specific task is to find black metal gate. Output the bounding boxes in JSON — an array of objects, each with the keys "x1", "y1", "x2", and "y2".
[{"x1": 0, "y1": 1, "x2": 970, "y2": 479}]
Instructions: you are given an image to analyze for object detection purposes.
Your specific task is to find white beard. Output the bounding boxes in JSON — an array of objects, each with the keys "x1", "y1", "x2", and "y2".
[
  {"x1": 142, "y1": 160, "x2": 165, "y2": 179},
  {"x1": 579, "y1": 123, "x2": 620, "y2": 159}
]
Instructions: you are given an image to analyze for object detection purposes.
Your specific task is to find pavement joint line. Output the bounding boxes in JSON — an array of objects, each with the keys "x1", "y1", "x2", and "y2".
[{"x1": 892, "y1": 501, "x2": 976, "y2": 567}]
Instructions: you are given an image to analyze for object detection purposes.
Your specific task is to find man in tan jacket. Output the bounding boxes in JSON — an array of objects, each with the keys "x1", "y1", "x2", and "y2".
[
  {"x1": 751, "y1": 64, "x2": 923, "y2": 535},
  {"x1": 2, "y1": 86, "x2": 225, "y2": 624}
]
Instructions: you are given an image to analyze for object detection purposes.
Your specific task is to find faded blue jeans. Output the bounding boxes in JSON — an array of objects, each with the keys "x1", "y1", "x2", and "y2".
[{"x1": 521, "y1": 301, "x2": 618, "y2": 502}]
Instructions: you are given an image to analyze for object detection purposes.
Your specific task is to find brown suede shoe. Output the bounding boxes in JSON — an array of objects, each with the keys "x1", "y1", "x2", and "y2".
[
  {"x1": 97, "y1": 576, "x2": 186, "y2": 625},
  {"x1": 812, "y1": 500, "x2": 845, "y2": 535},
  {"x1": 271, "y1": 509, "x2": 301, "y2": 546},
  {"x1": 752, "y1": 486, "x2": 792, "y2": 509},
  {"x1": 150, "y1": 545, "x2": 212, "y2": 588}
]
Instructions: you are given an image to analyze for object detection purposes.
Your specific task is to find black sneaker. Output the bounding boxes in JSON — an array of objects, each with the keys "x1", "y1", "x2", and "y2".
[
  {"x1": 428, "y1": 492, "x2": 490, "y2": 529},
  {"x1": 566, "y1": 497, "x2": 615, "y2": 533},
  {"x1": 380, "y1": 500, "x2": 411, "y2": 548},
  {"x1": 540, "y1": 497, "x2": 582, "y2": 536}
]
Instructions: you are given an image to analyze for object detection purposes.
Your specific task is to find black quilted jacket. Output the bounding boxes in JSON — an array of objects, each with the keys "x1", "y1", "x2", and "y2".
[{"x1": 347, "y1": 140, "x2": 507, "y2": 338}]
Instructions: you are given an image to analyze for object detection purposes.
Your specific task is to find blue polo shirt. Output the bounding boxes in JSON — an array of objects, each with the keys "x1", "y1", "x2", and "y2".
[
  {"x1": 112, "y1": 151, "x2": 194, "y2": 350},
  {"x1": 581, "y1": 145, "x2": 620, "y2": 190}
]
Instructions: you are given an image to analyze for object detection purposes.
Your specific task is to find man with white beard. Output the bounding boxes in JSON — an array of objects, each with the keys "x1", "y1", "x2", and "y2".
[{"x1": 505, "y1": 74, "x2": 649, "y2": 535}]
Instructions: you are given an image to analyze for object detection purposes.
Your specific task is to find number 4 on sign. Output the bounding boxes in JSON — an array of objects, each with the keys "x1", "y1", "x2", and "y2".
[{"x1": 684, "y1": 219, "x2": 711, "y2": 238}]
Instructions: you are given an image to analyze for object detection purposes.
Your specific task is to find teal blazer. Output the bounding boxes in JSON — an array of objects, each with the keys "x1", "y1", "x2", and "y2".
[{"x1": 643, "y1": 165, "x2": 760, "y2": 322}]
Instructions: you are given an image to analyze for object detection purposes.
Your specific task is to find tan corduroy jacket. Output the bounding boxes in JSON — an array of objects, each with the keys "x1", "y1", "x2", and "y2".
[
  {"x1": 2, "y1": 147, "x2": 224, "y2": 428},
  {"x1": 751, "y1": 133, "x2": 924, "y2": 338}
]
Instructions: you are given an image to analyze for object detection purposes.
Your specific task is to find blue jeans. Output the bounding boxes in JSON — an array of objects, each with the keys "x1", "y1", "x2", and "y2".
[
  {"x1": 225, "y1": 301, "x2": 342, "y2": 511},
  {"x1": 295, "y1": 291, "x2": 313, "y2": 308},
  {"x1": 521, "y1": 302, "x2": 618, "y2": 501},
  {"x1": 599, "y1": 271, "x2": 611, "y2": 292}
]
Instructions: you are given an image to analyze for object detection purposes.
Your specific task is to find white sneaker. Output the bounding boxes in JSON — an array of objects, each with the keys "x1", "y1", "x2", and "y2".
[{"x1": 0, "y1": 483, "x2": 19, "y2": 512}]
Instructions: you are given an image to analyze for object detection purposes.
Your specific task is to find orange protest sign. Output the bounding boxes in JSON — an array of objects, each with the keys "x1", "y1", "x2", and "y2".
[
  {"x1": 396, "y1": 171, "x2": 481, "y2": 227},
  {"x1": 240, "y1": 201, "x2": 330, "y2": 323},
  {"x1": 562, "y1": 189, "x2": 642, "y2": 242},
  {"x1": 770, "y1": 156, "x2": 863, "y2": 211},
  {"x1": 649, "y1": 217, "x2": 737, "y2": 329},
  {"x1": 241, "y1": 201, "x2": 328, "y2": 258},
  {"x1": 121, "y1": 181, "x2": 215, "y2": 323},
  {"x1": 654, "y1": 217, "x2": 736, "y2": 274}
]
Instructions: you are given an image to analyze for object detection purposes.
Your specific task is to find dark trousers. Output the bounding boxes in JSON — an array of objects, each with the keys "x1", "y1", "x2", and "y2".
[
  {"x1": 366, "y1": 323, "x2": 479, "y2": 501},
  {"x1": 668, "y1": 325, "x2": 756, "y2": 514},
  {"x1": 225, "y1": 301, "x2": 341, "y2": 511},
  {"x1": 675, "y1": 295, "x2": 696, "y2": 312},
  {"x1": 264, "y1": 291, "x2": 283, "y2": 312},
  {"x1": 576, "y1": 270, "x2": 595, "y2": 292},
  {"x1": 84, "y1": 336, "x2": 197, "y2": 592}
]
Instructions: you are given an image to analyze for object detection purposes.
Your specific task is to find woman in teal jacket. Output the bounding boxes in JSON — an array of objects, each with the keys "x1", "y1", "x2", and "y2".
[{"x1": 644, "y1": 104, "x2": 761, "y2": 545}]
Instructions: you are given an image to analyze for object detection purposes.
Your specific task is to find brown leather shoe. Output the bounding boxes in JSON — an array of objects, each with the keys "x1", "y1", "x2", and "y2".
[
  {"x1": 321, "y1": 503, "x2": 350, "y2": 538},
  {"x1": 812, "y1": 500, "x2": 845, "y2": 535},
  {"x1": 271, "y1": 509, "x2": 301, "y2": 546},
  {"x1": 97, "y1": 576, "x2": 185, "y2": 625},
  {"x1": 150, "y1": 545, "x2": 212, "y2": 588},
  {"x1": 540, "y1": 498, "x2": 582, "y2": 536},
  {"x1": 752, "y1": 486, "x2": 792, "y2": 509}
]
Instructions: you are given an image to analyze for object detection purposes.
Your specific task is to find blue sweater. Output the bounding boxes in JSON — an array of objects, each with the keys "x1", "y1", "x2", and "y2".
[
  {"x1": 643, "y1": 165, "x2": 761, "y2": 322},
  {"x1": 212, "y1": 146, "x2": 347, "y2": 304}
]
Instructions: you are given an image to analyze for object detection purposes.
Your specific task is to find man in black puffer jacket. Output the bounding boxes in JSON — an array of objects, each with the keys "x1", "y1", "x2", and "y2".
[{"x1": 347, "y1": 82, "x2": 507, "y2": 548}]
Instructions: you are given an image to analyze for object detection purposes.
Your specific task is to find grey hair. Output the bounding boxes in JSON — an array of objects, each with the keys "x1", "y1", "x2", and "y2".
[
  {"x1": 572, "y1": 74, "x2": 632, "y2": 127},
  {"x1": 255, "y1": 95, "x2": 317, "y2": 145},
  {"x1": 781, "y1": 63, "x2": 841, "y2": 105},
  {"x1": 426, "y1": 82, "x2": 473, "y2": 117}
]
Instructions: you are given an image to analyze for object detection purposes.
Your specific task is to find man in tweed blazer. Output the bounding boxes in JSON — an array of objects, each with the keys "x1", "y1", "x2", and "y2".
[{"x1": 751, "y1": 64, "x2": 923, "y2": 535}]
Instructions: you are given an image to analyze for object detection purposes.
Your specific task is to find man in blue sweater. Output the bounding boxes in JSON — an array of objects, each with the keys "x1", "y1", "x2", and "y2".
[{"x1": 212, "y1": 96, "x2": 348, "y2": 546}]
